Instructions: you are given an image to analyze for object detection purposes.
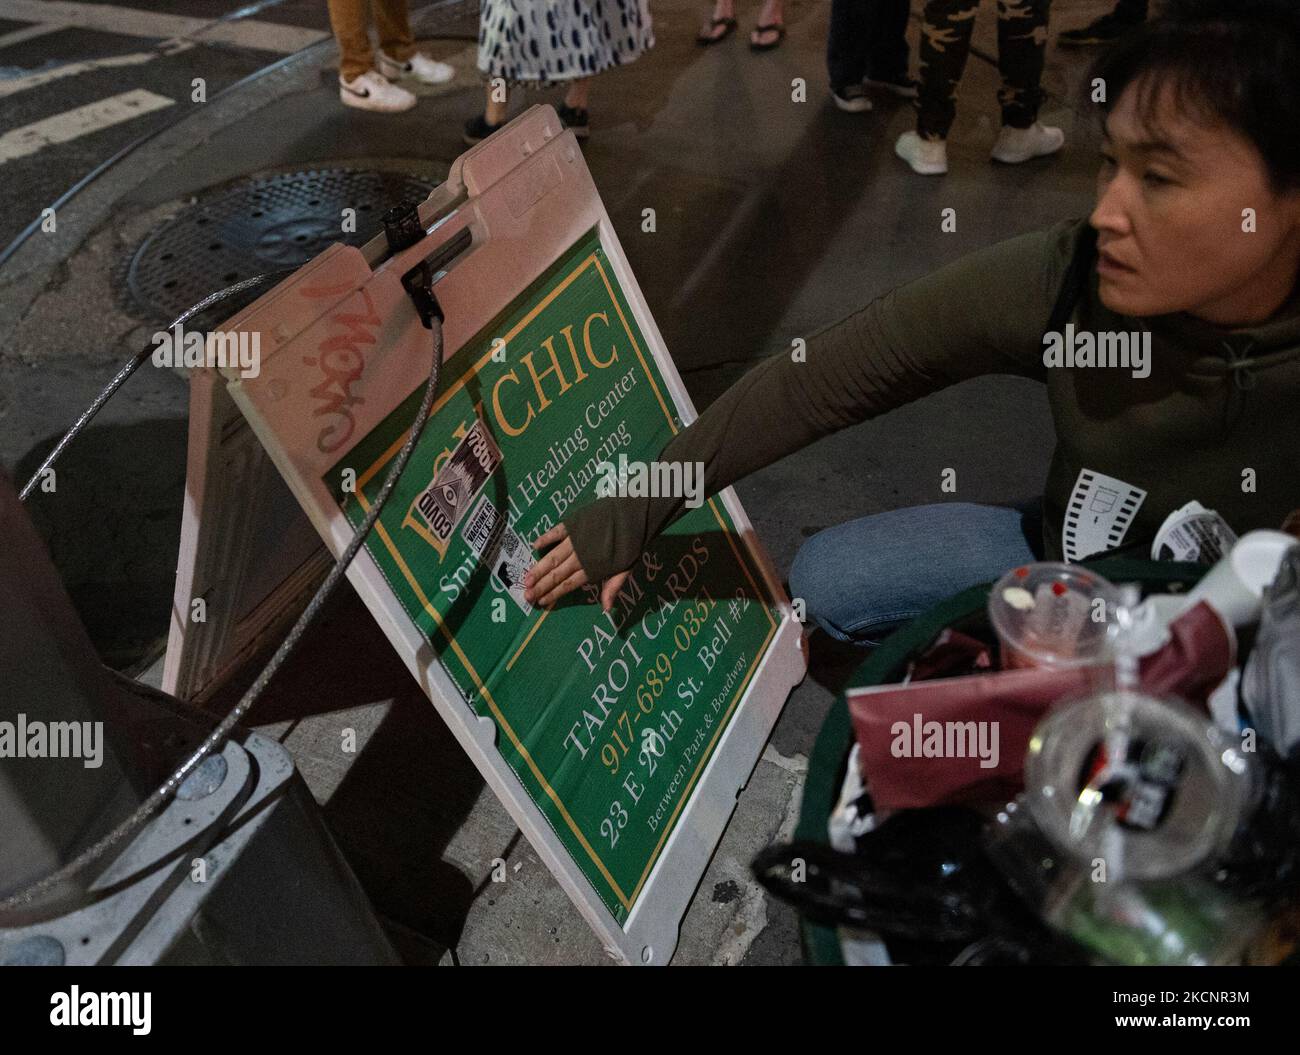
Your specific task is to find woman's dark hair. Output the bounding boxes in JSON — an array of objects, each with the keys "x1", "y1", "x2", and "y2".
[{"x1": 1089, "y1": 0, "x2": 1300, "y2": 192}]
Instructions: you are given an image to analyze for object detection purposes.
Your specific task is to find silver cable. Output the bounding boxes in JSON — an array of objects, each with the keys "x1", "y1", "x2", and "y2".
[
  {"x1": 18, "y1": 271, "x2": 295, "y2": 502},
  {"x1": 3, "y1": 290, "x2": 443, "y2": 914}
]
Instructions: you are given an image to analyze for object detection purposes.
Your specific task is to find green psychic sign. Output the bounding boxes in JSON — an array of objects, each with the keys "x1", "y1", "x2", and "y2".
[{"x1": 327, "y1": 227, "x2": 779, "y2": 922}]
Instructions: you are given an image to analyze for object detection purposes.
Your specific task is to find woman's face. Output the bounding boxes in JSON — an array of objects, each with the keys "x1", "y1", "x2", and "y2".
[{"x1": 1089, "y1": 79, "x2": 1300, "y2": 325}]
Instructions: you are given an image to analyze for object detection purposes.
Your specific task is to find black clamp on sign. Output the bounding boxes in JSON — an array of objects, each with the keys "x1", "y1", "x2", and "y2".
[{"x1": 383, "y1": 201, "x2": 444, "y2": 329}]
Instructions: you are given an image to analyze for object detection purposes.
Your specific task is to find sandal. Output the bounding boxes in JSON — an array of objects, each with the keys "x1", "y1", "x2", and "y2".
[
  {"x1": 749, "y1": 22, "x2": 785, "y2": 51},
  {"x1": 696, "y1": 16, "x2": 737, "y2": 45}
]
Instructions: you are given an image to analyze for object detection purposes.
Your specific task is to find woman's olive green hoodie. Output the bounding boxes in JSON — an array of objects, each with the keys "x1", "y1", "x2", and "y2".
[{"x1": 564, "y1": 219, "x2": 1300, "y2": 580}]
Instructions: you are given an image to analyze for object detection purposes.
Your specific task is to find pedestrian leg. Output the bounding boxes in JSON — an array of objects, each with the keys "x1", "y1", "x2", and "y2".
[
  {"x1": 327, "y1": 0, "x2": 376, "y2": 80},
  {"x1": 374, "y1": 0, "x2": 417, "y2": 63},
  {"x1": 995, "y1": 0, "x2": 1049, "y2": 130},
  {"x1": 915, "y1": 0, "x2": 981, "y2": 140}
]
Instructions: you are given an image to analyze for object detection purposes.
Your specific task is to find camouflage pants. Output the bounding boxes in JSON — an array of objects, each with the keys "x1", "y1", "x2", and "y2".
[{"x1": 916, "y1": 0, "x2": 1050, "y2": 140}]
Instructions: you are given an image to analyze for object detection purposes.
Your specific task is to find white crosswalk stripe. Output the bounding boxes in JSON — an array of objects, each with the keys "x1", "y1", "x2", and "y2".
[
  {"x1": 0, "y1": 0, "x2": 328, "y2": 55},
  {"x1": 0, "y1": 22, "x2": 59, "y2": 49},
  {"x1": 0, "y1": 51, "x2": 158, "y2": 99},
  {"x1": 0, "y1": 88, "x2": 174, "y2": 164}
]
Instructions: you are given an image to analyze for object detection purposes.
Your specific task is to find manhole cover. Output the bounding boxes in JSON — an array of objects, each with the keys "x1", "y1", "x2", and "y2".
[{"x1": 125, "y1": 168, "x2": 436, "y2": 322}]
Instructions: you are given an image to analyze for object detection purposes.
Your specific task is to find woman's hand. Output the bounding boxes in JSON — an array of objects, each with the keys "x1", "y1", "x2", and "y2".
[{"x1": 523, "y1": 523, "x2": 631, "y2": 611}]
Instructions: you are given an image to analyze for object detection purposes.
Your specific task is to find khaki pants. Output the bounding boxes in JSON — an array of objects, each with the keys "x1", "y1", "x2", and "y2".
[{"x1": 327, "y1": 0, "x2": 415, "y2": 81}]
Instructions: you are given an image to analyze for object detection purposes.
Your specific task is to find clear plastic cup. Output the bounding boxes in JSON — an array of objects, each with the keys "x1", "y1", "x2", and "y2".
[
  {"x1": 987, "y1": 562, "x2": 1119, "y2": 670},
  {"x1": 1023, "y1": 690, "x2": 1258, "y2": 881},
  {"x1": 982, "y1": 800, "x2": 1258, "y2": 966},
  {"x1": 983, "y1": 799, "x2": 1259, "y2": 966}
]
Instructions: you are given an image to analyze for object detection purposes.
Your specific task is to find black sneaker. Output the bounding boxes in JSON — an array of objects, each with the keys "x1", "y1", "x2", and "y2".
[
  {"x1": 462, "y1": 113, "x2": 503, "y2": 145},
  {"x1": 1058, "y1": 13, "x2": 1144, "y2": 47},
  {"x1": 557, "y1": 103, "x2": 590, "y2": 139}
]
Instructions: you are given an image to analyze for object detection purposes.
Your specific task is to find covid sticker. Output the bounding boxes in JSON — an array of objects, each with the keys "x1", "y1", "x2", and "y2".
[{"x1": 409, "y1": 418, "x2": 503, "y2": 545}]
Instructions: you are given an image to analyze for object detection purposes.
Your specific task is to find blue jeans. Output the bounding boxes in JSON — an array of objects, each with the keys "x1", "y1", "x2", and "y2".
[{"x1": 788, "y1": 502, "x2": 1041, "y2": 645}]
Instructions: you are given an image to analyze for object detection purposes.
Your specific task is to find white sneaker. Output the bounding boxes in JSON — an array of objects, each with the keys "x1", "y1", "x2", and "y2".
[
  {"x1": 377, "y1": 49, "x2": 455, "y2": 85},
  {"x1": 991, "y1": 122, "x2": 1065, "y2": 164},
  {"x1": 894, "y1": 130, "x2": 948, "y2": 175},
  {"x1": 339, "y1": 70, "x2": 416, "y2": 112}
]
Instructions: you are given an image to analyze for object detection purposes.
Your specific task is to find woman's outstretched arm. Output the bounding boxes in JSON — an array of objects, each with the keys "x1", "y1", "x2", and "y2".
[{"x1": 524, "y1": 219, "x2": 1081, "y2": 607}]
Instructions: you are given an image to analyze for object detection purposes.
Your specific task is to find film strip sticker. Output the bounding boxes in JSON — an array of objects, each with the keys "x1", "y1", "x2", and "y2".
[{"x1": 1062, "y1": 468, "x2": 1146, "y2": 561}]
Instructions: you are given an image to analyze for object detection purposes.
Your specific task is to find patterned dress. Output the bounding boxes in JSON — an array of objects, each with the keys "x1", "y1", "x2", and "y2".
[{"x1": 477, "y1": 0, "x2": 654, "y2": 86}]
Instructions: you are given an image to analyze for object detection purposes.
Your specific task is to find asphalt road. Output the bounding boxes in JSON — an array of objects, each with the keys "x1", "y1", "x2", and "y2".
[{"x1": 0, "y1": 0, "x2": 333, "y2": 249}]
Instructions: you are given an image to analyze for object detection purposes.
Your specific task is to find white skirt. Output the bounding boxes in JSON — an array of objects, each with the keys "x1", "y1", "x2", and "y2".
[{"x1": 477, "y1": 0, "x2": 654, "y2": 85}]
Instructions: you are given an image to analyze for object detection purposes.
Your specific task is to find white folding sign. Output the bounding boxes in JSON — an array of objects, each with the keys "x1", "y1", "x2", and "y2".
[{"x1": 164, "y1": 106, "x2": 806, "y2": 963}]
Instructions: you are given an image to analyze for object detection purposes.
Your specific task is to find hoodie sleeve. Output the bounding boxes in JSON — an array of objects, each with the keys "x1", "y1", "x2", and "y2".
[{"x1": 562, "y1": 219, "x2": 1085, "y2": 582}]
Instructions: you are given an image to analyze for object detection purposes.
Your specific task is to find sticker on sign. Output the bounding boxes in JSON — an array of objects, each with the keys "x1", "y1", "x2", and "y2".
[{"x1": 405, "y1": 418, "x2": 502, "y2": 553}]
